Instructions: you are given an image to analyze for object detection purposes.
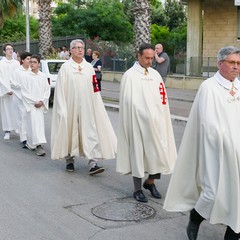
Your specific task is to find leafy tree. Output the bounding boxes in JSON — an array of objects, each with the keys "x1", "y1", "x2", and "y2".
[
  {"x1": 164, "y1": 0, "x2": 186, "y2": 30},
  {"x1": 150, "y1": 0, "x2": 167, "y2": 26},
  {"x1": 52, "y1": 0, "x2": 133, "y2": 42},
  {"x1": 83, "y1": 0, "x2": 132, "y2": 41},
  {"x1": 0, "y1": 13, "x2": 38, "y2": 42},
  {"x1": 151, "y1": 24, "x2": 186, "y2": 56},
  {"x1": 52, "y1": 3, "x2": 87, "y2": 36},
  {"x1": 0, "y1": 0, "x2": 23, "y2": 28},
  {"x1": 151, "y1": 24, "x2": 170, "y2": 48},
  {"x1": 121, "y1": 0, "x2": 134, "y2": 24}
]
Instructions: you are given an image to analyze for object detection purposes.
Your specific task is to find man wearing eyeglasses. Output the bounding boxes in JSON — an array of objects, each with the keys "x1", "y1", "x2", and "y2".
[
  {"x1": 164, "y1": 46, "x2": 240, "y2": 240},
  {"x1": 0, "y1": 43, "x2": 20, "y2": 140},
  {"x1": 51, "y1": 39, "x2": 117, "y2": 175}
]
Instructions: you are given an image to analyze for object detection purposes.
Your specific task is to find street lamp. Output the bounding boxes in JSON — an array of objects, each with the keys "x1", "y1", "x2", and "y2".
[{"x1": 26, "y1": 0, "x2": 30, "y2": 51}]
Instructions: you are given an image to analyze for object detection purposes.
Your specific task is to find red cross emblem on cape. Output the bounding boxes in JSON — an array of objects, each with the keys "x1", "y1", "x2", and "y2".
[
  {"x1": 159, "y1": 82, "x2": 167, "y2": 105},
  {"x1": 92, "y1": 75, "x2": 99, "y2": 92}
]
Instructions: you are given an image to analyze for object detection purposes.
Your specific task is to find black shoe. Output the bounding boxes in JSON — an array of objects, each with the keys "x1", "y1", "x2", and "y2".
[
  {"x1": 89, "y1": 165, "x2": 105, "y2": 175},
  {"x1": 143, "y1": 181, "x2": 162, "y2": 199},
  {"x1": 66, "y1": 163, "x2": 75, "y2": 172},
  {"x1": 21, "y1": 140, "x2": 27, "y2": 148},
  {"x1": 133, "y1": 190, "x2": 148, "y2": 203},
  {"x1": 224, "y1": 226, "x2": 239, "y2": 240},
  {"x1": 186, "y1": 220, "x2": 200, "y2": 240}
]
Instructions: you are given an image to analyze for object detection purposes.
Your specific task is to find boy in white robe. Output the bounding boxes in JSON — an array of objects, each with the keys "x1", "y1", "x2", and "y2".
[
  {"x1": 10, "y1": 52, "x2": 32, "y2": 147},
  {"x1": 117, "y1": 43, "x2": 177, "y2": 203},
  {"x1": 51, "y1": 39, "x2": 117, "y2": 175},
  {"x1": 21, "y1": 55, "x2": 50, "y2": 156},
  {"x1": 163, "y1": 46, "x2": 240, "y2": 239},
  {"x1": 0, "y1": 43, "x2": 20, "y2": 140}
]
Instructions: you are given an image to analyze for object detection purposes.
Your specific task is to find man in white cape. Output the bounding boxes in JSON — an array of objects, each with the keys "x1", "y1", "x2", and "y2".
[
  {"x1": 116, "y1": 43, "x2": 177, "y2": 203},
  {"x1": 51, "y1": 39, "x2": 117, "y2": 175},
  {"x1": 10, "y1": 51, "x2": 32, "y2": 147},
  {"x1": 0, "y1": 43, "x2": 20, "y2": 140},
  {"x1": 163, "y1": 46, "x2": 240, "y2": 240},
  {"x1": 21, "y1": 55, "x2": 50, "y2": 156}
]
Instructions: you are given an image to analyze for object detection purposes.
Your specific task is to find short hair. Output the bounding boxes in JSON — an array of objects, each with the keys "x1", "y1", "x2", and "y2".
[
  {"x1": 20, "y1": 51, "x2": 32, "y2": 61},
  {"x1": 3, "y1": 43, "x2": 14, "y2": 51},
  {"x1": 70, "y1": 39, "x2": 85, "y2": 50},
  {"x1": 31, "y1": 55, "x2": 41, "y2": 63},
  {"x1": 93, "y1": 51, "x2": 100, "y2": 58},
  {"x1": 138, "y1": 43, "x2": 154, "y2": 56},
  {"x1": 217, "y1": 46, "x2": 240, "y2": 61}
]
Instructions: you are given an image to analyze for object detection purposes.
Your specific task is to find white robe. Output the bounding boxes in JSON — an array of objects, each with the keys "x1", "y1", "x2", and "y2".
[
  {"x1": 116, "y1": 62, "x2": 177, "y2": 178},
  {"x1": 51, "y1": 58, "x2": 117, "y2": 160},
  {"x1": 0, "y1": 57, "x2": 20, "y2": 131},
  {"x1": 163, "y1": 72, "x2": 240, "y2": 233},
  {"x1": 10, "y1": 66, "x2": 31, "y2": 141},
  {"x1": 21, "y1": 71, "x2": 50, "y2": 147}
]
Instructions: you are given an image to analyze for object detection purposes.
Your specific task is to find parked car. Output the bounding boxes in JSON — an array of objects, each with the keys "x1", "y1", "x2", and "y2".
[{"x1": 40, "y1": 59, "x2": 66, "y2": 102}]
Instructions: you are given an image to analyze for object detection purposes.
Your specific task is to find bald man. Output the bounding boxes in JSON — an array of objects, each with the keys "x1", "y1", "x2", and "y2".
[{"x1": 154, "y1": 44, "x2": 170, "y2": 83}]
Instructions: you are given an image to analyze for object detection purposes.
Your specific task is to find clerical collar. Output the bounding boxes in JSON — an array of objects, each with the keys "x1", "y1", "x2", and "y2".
[
  {"x1": 135, "y1": 62, "x2": 150, "y2": 75},
  {"x1": 215, "y1": 71, "x2": 240, "y2": 90},
  {"x1": 69, "y1": 57, "x2": 85, "y2": 72},
  {"x1": 20, "y1": 65, "x2": 31, "y2": 71},
  {"x1": 30, "y1": 70, "x2": 40, "y2": 75},
  {"x1": 2, "y1": 57, "x2": 14, "y2": 62}
]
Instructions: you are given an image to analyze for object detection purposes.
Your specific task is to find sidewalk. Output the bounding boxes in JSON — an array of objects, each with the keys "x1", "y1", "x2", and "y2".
[{"x1": 101, "y1": 81, "x2": 197, "y2": 124}]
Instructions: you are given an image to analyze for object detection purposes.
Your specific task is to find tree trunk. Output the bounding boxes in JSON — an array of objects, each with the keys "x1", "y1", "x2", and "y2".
[
  {"x1": 132, "y1": 0, "x2": 151, "y2": 55},
  {"x1": 38, "y1": 0, "x2": 52, "y2": 58}
]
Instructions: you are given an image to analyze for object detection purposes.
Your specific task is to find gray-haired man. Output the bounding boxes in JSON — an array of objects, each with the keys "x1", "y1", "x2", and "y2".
[
  {"x1": 51, "y1": 39, "x2": 117, "y2": 174},
  {"x1": 164, "y1": 46, "x2": 240, "y2": 239}
]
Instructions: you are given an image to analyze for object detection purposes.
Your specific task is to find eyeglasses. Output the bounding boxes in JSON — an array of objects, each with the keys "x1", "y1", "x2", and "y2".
[
  {"x1": 223, "y1": 60, "x2": 240, "y2": 67},
  {"x1": 72, "y1": 46, "x2": 84, "y2": 50},
  {"x1": 30, "y1": 61, "x2": 38, "y2": 64},
  {"x1": 5, "y1": 48, "x2": 13, "y2": 51}
]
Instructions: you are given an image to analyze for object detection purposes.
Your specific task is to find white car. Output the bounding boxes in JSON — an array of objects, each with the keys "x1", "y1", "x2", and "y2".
[{"x1": 40, "y1": 59, "x2": 66, "y2": 102}]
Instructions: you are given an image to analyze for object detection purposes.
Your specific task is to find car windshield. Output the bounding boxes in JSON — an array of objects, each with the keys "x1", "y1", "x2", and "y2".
[{"x1": 48, "y1": 62, "x2": 64, "y2": 74}]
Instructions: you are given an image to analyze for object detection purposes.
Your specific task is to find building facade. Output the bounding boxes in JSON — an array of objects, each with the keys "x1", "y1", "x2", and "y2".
[{"x1": 181, "y1": 0, "x2": 240, "y2": 75}]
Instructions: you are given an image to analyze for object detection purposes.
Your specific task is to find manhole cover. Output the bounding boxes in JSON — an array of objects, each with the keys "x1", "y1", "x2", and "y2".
[{"x1": 92, "y1": 201, "x2": 155, "y2": 221}]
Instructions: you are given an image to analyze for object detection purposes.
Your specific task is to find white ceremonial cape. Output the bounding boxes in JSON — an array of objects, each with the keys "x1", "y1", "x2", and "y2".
[
  {"x1": 164, "y1": 72, "x2": 240, "y2": 233},
  {"x1": 10, "y1": 66, "x2": 31, "y2": 141},
  {"x1": 116, "y1": 62, "x2": 177, "y2": 178},
  {"x1": 0, "y1": 57, "x2": 20, "y2": 131},
  {"x1": 21, "y1": 71, "x2": 50, "y2": 147},
  {"x1": 51, "y1": 58, "x2": 117, "y2": 160}
]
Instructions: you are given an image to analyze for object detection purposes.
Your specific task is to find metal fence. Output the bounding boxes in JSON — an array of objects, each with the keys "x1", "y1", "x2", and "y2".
[
  {"x1": 101, "y1": 56, "x2": 218, "y2": 77},
  {"x1": 0, "y1": 37, "x2": 218, "y2": 77},
  {"x1": 101, "y1": 57, "x2": 130, "y2": 72},
  {"x1": 168, "y1": 56, "x2": 217, "y2": 77},
  {"x1": 0, "y1": 36, "x2": 86, "y2": 55}
]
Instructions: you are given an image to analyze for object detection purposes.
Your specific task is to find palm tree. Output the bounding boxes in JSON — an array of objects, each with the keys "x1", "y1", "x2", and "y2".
[
  {"x1": 38, "y1": 0, "x2": 52, "y2": 58},
  {"x1": 132, "y1": 0, "x2": 151, "y2": 54},
  {"x1": 0, "y1": 0, "x2": 23, "y2": 28}
]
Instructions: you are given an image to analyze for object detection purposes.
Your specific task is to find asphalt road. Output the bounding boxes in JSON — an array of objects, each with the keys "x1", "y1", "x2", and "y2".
[{"x1": 0, "y1": 106, "x2": 226, "y2": 240}]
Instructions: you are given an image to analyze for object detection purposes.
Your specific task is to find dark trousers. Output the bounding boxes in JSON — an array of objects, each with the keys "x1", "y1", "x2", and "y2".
[
  {"x1": 97, "y1": 79, "x2": 101, "y2": 91},
  {"x1": 224, "y1": 226, "x2": 240, "y2": 240}
]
